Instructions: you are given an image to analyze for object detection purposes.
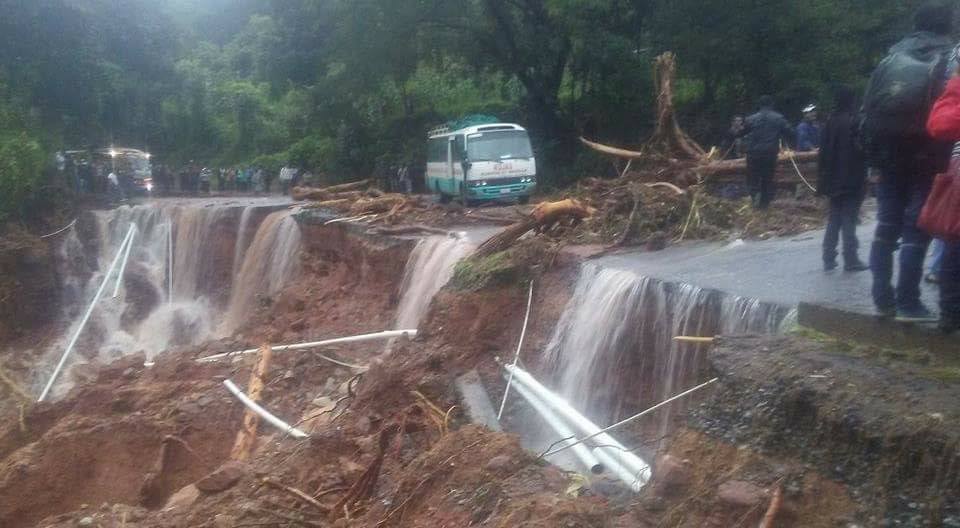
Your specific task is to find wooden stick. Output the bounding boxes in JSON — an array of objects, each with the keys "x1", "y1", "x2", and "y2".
[
  {"x1": 758, "y1": 482, "x2": 784, "y2": 528},
  {"x1": 262, "y1": 477, "x2": 330, "y2": 513},
  {"x1": 231, "y1": 344, "x2": 272, "y2": 461}
]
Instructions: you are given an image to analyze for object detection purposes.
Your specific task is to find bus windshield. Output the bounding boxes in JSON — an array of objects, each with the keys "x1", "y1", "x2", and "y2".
[{"x1": 467, "y1": 130, "x2": 533, "y2": 161}]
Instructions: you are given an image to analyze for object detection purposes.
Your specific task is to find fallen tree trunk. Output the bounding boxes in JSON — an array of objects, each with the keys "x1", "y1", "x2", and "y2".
[
  {"x1": 579, "y1": 137, "x2": 644, "y2": 159},
  {"x1": 231, "y1": 344, "x2": 272, "y2": 461},
  {"x1": 698, "y1": 151, "x2": 818, "y2": 178},
  {"x1": 473, "y1": 199, "x2": 596, "y2": 258},
  {"x1": 369, "y1": 225, "x2": 455, "y2": 237},
  {"x1": 291, "y1": 179, "x2": 372, "y2": 201},
  {"x1": 303, "y1": 198, "x2": 352, "y2": 210},
  {"x1": 349, "y1": 195, "x2": 409, "y2": 216}
]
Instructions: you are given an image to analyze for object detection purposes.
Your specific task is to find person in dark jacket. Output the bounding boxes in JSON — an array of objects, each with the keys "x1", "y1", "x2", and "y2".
[
  {"x1": 743, "y1": 95, "x2": 794, "y2": 209},
  {"x1": 818, "y1": 86, "x2": 869, "y2": 272},
  {"x1": 867, "y1": 2, "x2": 956, "y2": 320}
]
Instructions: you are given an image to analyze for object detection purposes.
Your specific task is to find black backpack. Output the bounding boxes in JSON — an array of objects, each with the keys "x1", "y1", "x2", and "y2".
[{"x1": 861, "y1": 41, "x2": 953, "y2": 140}]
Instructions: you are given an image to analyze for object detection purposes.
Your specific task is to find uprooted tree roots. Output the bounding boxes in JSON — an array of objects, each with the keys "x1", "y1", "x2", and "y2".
[{"x1": 472, "y1": 199, "x2": 596, "y2": 259}]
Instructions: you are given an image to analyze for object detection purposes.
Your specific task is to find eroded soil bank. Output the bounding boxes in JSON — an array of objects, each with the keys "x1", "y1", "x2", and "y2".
[{"x1": 1, "y1": 217, "x2": 958, "y2": 527}]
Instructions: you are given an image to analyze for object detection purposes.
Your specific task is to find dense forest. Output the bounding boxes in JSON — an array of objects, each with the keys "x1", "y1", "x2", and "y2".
[{"x1": 0, "y1": 0, "x2": 936, "y2": 220}]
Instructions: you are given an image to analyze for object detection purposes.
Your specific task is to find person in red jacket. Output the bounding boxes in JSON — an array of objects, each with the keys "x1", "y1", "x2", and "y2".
[{"x1": 925, "y1": 55, "x2": 960, "y2": 333}]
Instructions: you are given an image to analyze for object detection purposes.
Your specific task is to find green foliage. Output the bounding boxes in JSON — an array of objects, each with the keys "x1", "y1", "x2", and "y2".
[
  {"x1": 0, "y1": 0, "x2": 940, "y2": 189},
  {"x1": 0, "y1": 91, "x2": 45, "y2": 222},
  {"x1": 450, "y1": 251, "x2": 521, "y2": 291}
]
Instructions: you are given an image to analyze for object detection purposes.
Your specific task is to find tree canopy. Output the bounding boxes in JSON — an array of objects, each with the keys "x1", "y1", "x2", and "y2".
[{"x1": 0, "y1": 0, "x2": 940, "y2": 219}]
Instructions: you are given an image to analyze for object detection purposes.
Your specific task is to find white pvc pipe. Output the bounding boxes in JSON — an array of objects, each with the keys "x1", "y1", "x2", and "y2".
[
  {"x1": 498, "y1": 280, "x2": 534, "y2": 420},
  {"x1": 543, "y1": 377, "x2": 719, "y2": 459},
  {"x1": 592, "y1": 447, "x2": 643, "y2": 492},
  {"x1": 223, "y1": 379, "x2": 309, "y2": 439},
  {"x1": 111, "y1": 227, "x2": 136, "y2": 298},
  {"x1": 196, "y1": 330, "x2": 418, "y2": 363},
  {"x1": 38, "y1": 224, "x2": 136, "y2": 402},
  {"x1": 507, "y1": 375, "x2": 604, "y2": 474},
  {"x1": 503, "y1": 364, "x2": 651, "y2": 487}
]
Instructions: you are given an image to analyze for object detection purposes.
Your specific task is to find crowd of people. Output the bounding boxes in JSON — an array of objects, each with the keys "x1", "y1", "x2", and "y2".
[
  {"x1": 727, "y1": 2, "x2": 960, "y2": 333},
  {"x1": 149, "y1": 163, "x2": 309, "y2": 195}
]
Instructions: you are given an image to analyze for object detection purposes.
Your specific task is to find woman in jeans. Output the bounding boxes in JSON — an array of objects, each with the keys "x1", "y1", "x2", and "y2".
[{"x1": 925, "y1": 64, "x2": 960, "y2": 333}]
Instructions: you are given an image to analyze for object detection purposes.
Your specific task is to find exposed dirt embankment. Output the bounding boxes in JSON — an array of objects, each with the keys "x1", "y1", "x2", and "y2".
[
  {"x1": 6, "y1": 218, "x2": 956, "y2": 528},
  {"x1": 0, "y1": 226, "x2": 59, "y2": 343},
  {"x1": 236, "y1": 221, "x2": 415, "y2": 346},
  {"x1": 675, "y1": 335, "x2": 960, "y2": 527}
]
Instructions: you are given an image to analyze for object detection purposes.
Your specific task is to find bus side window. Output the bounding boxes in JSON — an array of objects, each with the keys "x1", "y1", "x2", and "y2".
[
  {"x1": 428, "y1": 138, "x2": 444, "y2": 163},
  {"x1": 453, "y1": 135, "x2": 464, "y2": 163}
]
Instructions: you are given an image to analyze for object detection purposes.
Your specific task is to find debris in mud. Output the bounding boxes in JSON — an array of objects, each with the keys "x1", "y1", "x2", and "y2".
[
  {"x1": 293, "y1": 181, "x2": 524, "y2": 228},
  {"x1": 555, "y1": 171, "x2": 825, "y2": 248}
]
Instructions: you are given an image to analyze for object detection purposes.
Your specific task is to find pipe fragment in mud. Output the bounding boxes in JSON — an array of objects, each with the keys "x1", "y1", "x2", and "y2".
[
  {"x1": 195, "y1": 330, "x2": 418, "y2": 363},
  {"x1": 503, "y1": 364, "x2": 652, "y2": 489},
  {"x1": 505, "y1": 375, "x2": 604, "y2": 475},
  {"x1": 38, "y1": 223, "x2": 137, "y2": 402},
  {"x1": 223, "y1": 379, "x2": 308, "y2": 439}
]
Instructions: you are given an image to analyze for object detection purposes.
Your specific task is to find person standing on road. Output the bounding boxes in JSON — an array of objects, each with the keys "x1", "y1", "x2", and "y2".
[
  {"x1": 398, "y1": 164, "x2": 412, "y2": 194},
  {"x1": 818, "y1": 86, "x2": 869, "y2": 272},
  {"x1": 278, "y1": 164, "x2": 294, "y2": 194},
  {"x1": 796, "y1": 105, "x2": 821, "y2": 152},
  {"x1": 742, "y1": 95, "x2": 794, "y2": 209},
  {"x1": 862, "y1": 2, "x2": 955, "y2": 320},
  {"x1": 107, "y1": 170, "x2": 123, "y2": 202}
]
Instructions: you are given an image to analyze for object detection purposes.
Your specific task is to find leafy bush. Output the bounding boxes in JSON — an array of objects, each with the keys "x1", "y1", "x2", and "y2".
[{"x1": 0, "y1": 132, "x2": 45, "y2": 222}]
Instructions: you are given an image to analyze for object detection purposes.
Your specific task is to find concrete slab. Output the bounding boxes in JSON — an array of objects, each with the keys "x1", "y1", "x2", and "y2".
[{"x1": 596, "y1": 220, "x2": 938, "y2": 317}]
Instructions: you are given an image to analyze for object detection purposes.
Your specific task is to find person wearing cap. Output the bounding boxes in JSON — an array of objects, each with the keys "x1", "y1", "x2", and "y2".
[{"x1": 796, "y1": 104, "x2": 821, "y2": 152}]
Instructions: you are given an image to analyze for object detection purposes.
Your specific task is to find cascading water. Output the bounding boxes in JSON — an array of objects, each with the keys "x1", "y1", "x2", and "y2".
[
  {"x1": 543, "y1": 263, "x2": 796, "y2": 436},
  {"x1": 220, "y1": 210, "x2": 302, "y2": 335},
  {"x1": 394, "y1": 233, "x2": 473, "y2": 329},
  {"x1": 40, "y1": 198, "x2": 300, "y2": 398}
]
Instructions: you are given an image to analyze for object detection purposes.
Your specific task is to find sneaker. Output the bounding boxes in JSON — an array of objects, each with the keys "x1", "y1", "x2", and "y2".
[
  {"x1": 824, "y1": 260, "x2": 838, "y2": 272},
  {"x1": 876, "y1": 305, "x2": 897, "y2": 320},
  {"x1": 844, "y1": 260, "x2": 869, "y2": 272},
  {"x1": 925, "y1": 273, "x2": 940, "y2": 285},
  {"x1": 896, "y1": 305, "x2": 938, "y2": 323}
]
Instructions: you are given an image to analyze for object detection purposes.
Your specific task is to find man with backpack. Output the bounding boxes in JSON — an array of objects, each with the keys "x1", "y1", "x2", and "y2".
[
  {"x1": 861, "y1": 2, "x2": 956, "y2": 320},
  {"x1": 742, "y1": 95, "x2": 794, "y2": 209},
  {"x1": 818, "y1": 86, "x2": 869, "y2": 273}
]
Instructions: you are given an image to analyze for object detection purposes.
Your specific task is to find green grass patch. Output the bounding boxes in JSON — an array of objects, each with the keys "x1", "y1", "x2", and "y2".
[{"x1": 450, "y1": 250, "x2": 523, "y2": 291}]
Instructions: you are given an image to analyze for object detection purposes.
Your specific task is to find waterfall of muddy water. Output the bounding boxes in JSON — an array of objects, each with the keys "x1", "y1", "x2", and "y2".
[
  {"x1": 541, "y1": 263, "x2": 795, "y2": 443},
  {"x1": 219, "y1": 210, "x2": 302, "y2": 335},
  {"x1": 394, "y1": 234, "x2": 473, "y2": 329},
  {"x1": 231, "y1": 206, "x2": 256, "y2": 279},
  {"x1": 38, "y1": 198, "x2": 296, "y2": 398}
]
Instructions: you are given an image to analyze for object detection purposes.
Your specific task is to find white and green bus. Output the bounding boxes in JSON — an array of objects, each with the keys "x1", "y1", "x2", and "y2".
[{"x1": 426, "y1": 123, "x2": 536, "y2": 205}]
